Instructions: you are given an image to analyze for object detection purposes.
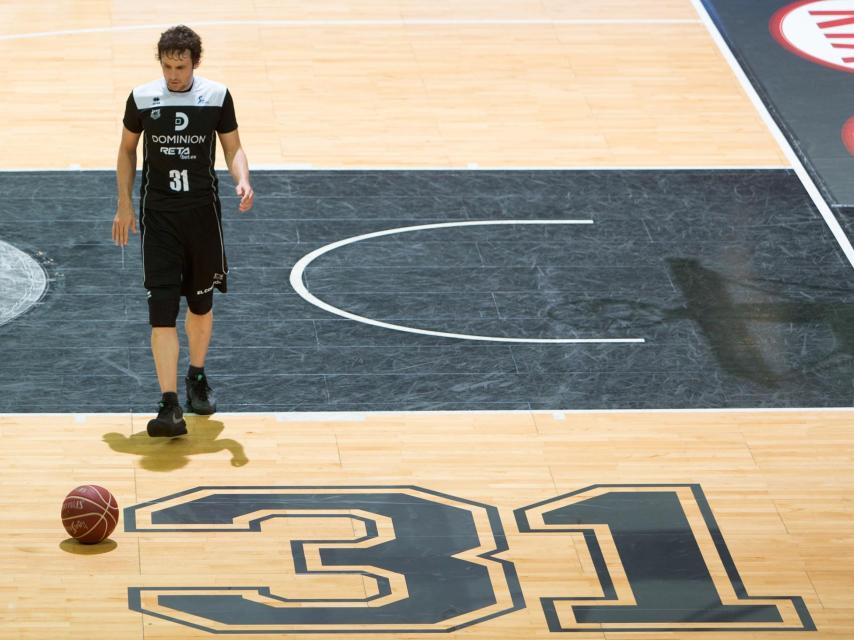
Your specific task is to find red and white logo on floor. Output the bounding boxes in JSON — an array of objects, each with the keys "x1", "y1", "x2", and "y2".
[{"x1": 771, "y1": 0, "x2": 854, "y2": 72}]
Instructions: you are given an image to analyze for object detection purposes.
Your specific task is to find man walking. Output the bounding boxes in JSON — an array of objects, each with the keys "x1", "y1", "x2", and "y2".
[{"x1": 112, "y1": 25, "x2": 254, "y2": 437}]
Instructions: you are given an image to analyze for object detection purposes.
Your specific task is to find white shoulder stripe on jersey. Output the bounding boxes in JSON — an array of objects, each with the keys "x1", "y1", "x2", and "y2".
[{"x1": 132, "y1": 75, "x2": 227, "y2": 110}]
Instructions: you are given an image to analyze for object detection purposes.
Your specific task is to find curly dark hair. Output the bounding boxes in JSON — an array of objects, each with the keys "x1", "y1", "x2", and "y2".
[{"x1": 157, "y1": 25, "x2": 203, "y2": 65}]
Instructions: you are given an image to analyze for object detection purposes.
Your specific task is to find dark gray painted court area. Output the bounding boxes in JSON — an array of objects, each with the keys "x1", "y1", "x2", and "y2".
[{"x1": 0, "y1": 169, "x2": 851, "y2": 412}]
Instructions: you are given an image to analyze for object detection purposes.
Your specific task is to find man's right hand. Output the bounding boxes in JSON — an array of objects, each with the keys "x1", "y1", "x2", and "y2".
[{"x1": 112, "y1": 202, "x2": 138, "y2": 246}]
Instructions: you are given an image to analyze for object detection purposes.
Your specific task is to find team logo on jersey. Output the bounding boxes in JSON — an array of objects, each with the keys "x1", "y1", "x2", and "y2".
[
  {"x1": 150, "y1": 109, "x2": 160, "y2": 120},
  {"x1": 770, "y1": 0, "x2": 854, "y2": 73},
  {"x1": 197, "y1": 95, "x2": 208, "y2": 104},
  {"x1": 160, "y1": 146, "x2": 195, "y2": 159},
  {"x1": 175, "y1": 112, "x2": 189, "y2": 131}
]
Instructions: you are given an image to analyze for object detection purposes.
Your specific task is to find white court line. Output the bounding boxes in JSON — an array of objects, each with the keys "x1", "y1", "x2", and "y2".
[
  {"x1": 689, "y1": 0, "x2": 854, "y2": 270},
  {"x1": 1, "y1": 407, "x2": 851, "y2": 418},
  {"x1": 244, "y1": 164, "x2": 795, "y2": 171},
  {"x1": 289, "y1": 219, "x2": 645, "y2": 344},
  {"x1": 0, "y1": 19, "x2": 701, "y2": 41},
  {"x1": 0, "y1": 165, "x2": 793, "y2": 172}
]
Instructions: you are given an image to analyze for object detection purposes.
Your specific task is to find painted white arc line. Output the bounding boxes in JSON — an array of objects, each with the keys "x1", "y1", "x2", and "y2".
[
  {"x1": 0, "y1": 240, "x2": 48, "y2": 327},
  {"x1": 289, "y1": 220, "x2": 645, "y2": 344}
]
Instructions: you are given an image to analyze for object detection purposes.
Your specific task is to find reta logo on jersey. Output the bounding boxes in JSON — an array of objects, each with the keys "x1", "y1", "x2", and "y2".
[
  {"x1": 175, "y1": 112, "x2": 189, "y2": 131},
  {"x1": 160, "y1": 146, "x2": 195, "y2": 159},
  {"x1": 771, "y1": 0, "x2": 854, "y2": 72}
]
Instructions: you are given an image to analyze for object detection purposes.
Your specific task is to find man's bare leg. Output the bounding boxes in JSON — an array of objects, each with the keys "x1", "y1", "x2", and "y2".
[
  {"x1": 147, "y1": 325, "x2": 187, "y2": 437},
  {"x1": 151, "y1": 327, "x2": 179, "y2": 393},
  {"x1": 185, "y1": 309, "x2": 213, "y2": 367},
  {"x1": 185, "y1": 309, "x2": 217, "y2": 414}
]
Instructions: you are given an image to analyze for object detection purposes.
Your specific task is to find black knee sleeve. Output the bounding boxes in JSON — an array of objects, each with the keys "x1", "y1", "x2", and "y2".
[
  {"x1": 147, "y1": 286, "x2": 180, "y2": 327},
  {"x1": 186, "y1": 290, "x2": 213, "y2": 315}
]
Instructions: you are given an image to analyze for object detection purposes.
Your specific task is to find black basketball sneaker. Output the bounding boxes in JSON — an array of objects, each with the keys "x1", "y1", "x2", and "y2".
[
  {"x1": 147, "y1": 400, "x2": 188, "y2": 437},
  {"x1": 186, "y1": 373, "x2": 217, "y2": 415}
]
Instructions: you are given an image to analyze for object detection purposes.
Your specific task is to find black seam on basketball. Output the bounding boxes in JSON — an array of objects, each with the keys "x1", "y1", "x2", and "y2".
[
  {"x1": 74, "y1": 511, "x2": 110, "y2": 540},
  {"x1": 62, "y1": 512, "x2": 104, "y2": 521},
  {"x1": 63, "y1": 495, "x2": 111, "y2": 510}
]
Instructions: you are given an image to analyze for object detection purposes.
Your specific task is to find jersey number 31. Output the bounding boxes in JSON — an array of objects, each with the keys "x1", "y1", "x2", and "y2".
[{"x1": 169, "y1": 169, "x2": 190, "y2": 192}]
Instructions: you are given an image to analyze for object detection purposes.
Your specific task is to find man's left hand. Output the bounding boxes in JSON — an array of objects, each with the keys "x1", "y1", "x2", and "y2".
[{"x1": 236, "y1": 181, "x2": 254, "y2": 212}]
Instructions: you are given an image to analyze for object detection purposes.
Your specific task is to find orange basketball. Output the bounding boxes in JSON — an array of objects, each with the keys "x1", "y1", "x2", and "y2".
[{"x1": 61, "y1": 485, "x2": 119, "y2": 544}]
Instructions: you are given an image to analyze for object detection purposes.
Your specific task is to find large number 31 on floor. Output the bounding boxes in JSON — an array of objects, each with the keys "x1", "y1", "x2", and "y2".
[
  {"x1": 515, "y1": 484, "x2": 814, "y2": 633},
  {"x1": 125, "y1": 484, "x2": 814, "y2": 634},
  {"x1": 126, "y1": 487, "x2": 523, "y2": 634}
]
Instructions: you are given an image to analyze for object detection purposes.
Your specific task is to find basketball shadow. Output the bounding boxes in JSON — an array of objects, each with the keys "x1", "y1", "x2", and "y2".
[
  {"x1": 59, "y1": 538, "x2": 117, "y2": 554},
  {"x1": 102, "y1": 416, "x2": 249, "y2": 472}
]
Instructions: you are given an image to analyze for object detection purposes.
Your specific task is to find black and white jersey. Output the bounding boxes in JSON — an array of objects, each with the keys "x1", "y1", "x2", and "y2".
[{"x1": 123, "y1": 76, "x2": 238, "y2": 211}]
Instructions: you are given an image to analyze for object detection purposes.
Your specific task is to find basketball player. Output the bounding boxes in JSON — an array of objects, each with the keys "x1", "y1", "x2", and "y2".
[{"x1": 111, "y1": 25, "x2": 254, "y2": 437}]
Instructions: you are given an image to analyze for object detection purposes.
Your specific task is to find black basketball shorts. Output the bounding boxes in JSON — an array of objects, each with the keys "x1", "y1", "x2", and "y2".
[{"x1": 140, "y1": 200, "x2": 228, "y2": 299}]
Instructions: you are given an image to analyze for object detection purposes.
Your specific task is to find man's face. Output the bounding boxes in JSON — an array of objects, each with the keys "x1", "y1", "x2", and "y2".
[{"x1": 160, "y1": 50, "x2": 196, "y2": 92}]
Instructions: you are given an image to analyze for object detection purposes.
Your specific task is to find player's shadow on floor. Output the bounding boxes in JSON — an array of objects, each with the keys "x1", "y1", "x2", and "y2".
[
  {"x1": 102, "y1": 417, "x2": 249, "y2": 472},
  {"x1": 667, "y1": 258, "x2": 854, "y2": 388}
]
